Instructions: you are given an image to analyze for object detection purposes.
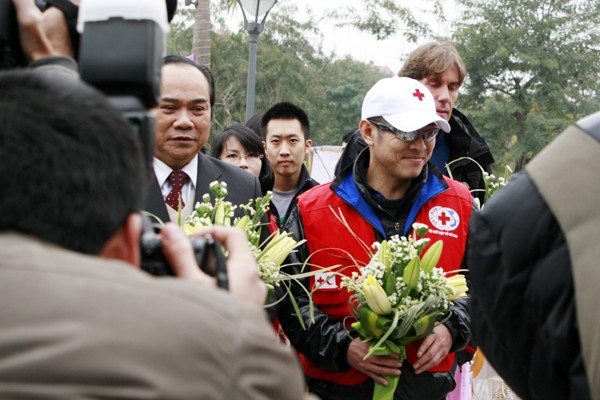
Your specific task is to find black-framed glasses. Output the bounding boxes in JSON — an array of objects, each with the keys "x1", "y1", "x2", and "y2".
[{"x1": 368, "y1": 119, "x2": 440, "y2": 143}]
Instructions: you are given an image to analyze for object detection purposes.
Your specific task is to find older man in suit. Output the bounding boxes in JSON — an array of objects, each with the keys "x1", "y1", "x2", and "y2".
[{"x1": 145, "y1": 56, "x2": 262, "y2": 224}]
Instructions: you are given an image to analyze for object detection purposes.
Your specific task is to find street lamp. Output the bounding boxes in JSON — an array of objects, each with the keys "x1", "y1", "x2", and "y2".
[{"x1": 236, "y1": 0, "x2": 277, "y2": 122}]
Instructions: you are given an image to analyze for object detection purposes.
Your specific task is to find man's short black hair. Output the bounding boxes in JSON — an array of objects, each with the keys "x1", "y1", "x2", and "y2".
[
  {"x1": 163, "y1": 55, "x2": 215, "y2": 117},
  {"x1": 0, "y1": 70, "x2": 145, "y2": 255},
  {"x1": 261, "y1": 102, "x2": 310, "y2": 140}
]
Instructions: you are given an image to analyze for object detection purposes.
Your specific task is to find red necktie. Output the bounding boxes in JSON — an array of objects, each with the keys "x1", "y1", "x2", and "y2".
[{"x1": 165, "y1": 170, "x2": 189, "y2": 210}]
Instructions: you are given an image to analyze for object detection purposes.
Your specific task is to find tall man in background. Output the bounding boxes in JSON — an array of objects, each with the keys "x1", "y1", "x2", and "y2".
[{"x1": 399, "y1": 41, "x2": 494, "y2": 206}]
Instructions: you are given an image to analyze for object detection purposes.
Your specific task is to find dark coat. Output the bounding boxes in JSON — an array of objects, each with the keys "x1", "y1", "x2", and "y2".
[
  {"x1": 469, "y1": 171, "x2": 589, "y2": 399},
  {"x1": 446, "y1": 109, "x2": 494, "y2": 205},
  {"x1": 469, "y1": 113, "x2": 600, "y2": 399}
]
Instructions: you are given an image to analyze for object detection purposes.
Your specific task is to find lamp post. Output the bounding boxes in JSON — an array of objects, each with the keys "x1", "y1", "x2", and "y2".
[{"x1": 236, "y1": 0, "x2": 277, "y2": 122}]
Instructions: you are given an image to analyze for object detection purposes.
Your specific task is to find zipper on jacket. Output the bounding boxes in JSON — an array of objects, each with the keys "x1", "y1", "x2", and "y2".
[{"x1": 394, "y1": 222, "x2": 400, "y2": 234}]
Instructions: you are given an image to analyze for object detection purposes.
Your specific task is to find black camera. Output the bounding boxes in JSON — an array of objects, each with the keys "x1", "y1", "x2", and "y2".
[
  {"x1": 140, "y1": 218, "x2": 229, "y2": 290},
  {"x1": 0, "y1": 0, "x2": 177, "y2": 71}
]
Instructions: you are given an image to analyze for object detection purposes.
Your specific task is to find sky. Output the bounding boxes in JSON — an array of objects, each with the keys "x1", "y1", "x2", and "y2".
[{"x1": 227, "y1": 0, "x2": 459, "y2": 74}]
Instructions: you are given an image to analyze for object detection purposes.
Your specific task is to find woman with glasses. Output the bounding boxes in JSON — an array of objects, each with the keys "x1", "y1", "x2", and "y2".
[{"x1": 212, "y1": 124, "x2": 274, "y2": 197}]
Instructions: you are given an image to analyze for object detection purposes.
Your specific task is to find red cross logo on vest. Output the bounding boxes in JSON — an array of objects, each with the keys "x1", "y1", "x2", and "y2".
[
  {"x1": 438, "y1": 211, "x2": 451, "y2": 226},
  {"x1": 314, "y1": 272, "x2": 337, "y2": 289},
  {"x1": 429, "y1": 206, "x2": 460, "y2": 232},
  {"x1": 412, "y1": 89, "x2": 425, "y2": 101},
  {"x1": 166, "y1": 170, "x2": 189, "y2": 210}
]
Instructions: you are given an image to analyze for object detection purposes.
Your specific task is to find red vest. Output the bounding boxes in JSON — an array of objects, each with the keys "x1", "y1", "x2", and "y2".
[{"x1": 297, "y1": 176, "x2": 472, "y2": 386}]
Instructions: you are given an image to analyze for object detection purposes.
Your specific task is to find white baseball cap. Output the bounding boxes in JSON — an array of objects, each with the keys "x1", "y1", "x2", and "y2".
[{"x1": 361, "y1": 77, "x2": 451, "y2": 133}]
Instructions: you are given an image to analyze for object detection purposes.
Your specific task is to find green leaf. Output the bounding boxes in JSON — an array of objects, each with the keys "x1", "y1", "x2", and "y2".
[
  {"x1": 373, "y1": 374, "x2": 400, "y2": 400},
  {"x1": 384, "y1": 271, "x2": 396, "y2": 296},
  {"x1": 403, "y1": 256, "x2": 420, "y2": 289},
  {"x1": 359, "y1": 306, "x2": 392, "y2": 339}
]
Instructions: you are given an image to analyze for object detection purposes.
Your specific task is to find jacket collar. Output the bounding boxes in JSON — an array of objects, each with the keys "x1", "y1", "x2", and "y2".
[{"x1": 333, "y1": 148, "x2": 448, "y2": 237}]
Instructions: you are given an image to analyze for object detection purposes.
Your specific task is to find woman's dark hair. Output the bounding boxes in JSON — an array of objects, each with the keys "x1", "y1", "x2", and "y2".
[
  {"x1": 245, "y1": 112, "x2": 264, "y2": 137},
  {"x1": 212, "y1": 124, "x2": 274, "y2": 196}
]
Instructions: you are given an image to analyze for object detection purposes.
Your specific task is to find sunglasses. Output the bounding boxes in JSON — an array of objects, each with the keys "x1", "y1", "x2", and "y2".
[{"x1": 368, "y1": 119, "x2": 440, "y2": 143}]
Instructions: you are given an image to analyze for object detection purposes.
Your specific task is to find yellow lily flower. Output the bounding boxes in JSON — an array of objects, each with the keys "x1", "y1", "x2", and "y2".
[
  {"x1": 364, "y1": 275, "x2": 392, "y2": 315},
  {"x1": 446, "y1": 274, "x2": 468, "y2": 300},
  {"x1": 378, "y1": 240, "x2": 392, "y2": 271},
  {"x1": 258, "y1": 231, "x2": 300, "y2": 269}
]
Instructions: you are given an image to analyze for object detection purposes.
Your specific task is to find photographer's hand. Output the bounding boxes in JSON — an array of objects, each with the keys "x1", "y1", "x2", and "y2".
[
  {"x1": 160, "y1": 223, "x2": 267, "y2": 306},
  {"x1": 12, "y1": 0, "x2": 74, "y2": 62},
  {"x1": 159, "y1": 223, "x2": 215, "y2": 287}
]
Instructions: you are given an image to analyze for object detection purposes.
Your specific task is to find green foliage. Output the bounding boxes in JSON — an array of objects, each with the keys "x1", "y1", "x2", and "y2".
[
  {"x1": 168, "y1": 2, "x2": 389, "y2": 148},
  {"x1": 314, "y1": 58, "x2": 386, "y2": 144},
  {"x1": 452, "y1": 0, "x2": 600, "y2": 170},
  {"x1": 167, "y1": 0, "x2": 600, "y2": 166},
  {"x1": 219, "y1": 6, "x2": 388, "y2": 145},
  {"x1": 327, "y1": 0, "x2": 446, "y2": 42},
  {"x1": 167, "y1": 3, "x2": 195, "y2": 55}
]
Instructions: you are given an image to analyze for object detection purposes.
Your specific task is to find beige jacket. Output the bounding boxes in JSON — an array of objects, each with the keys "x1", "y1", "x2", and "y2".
[{"x1": 0, "y1": 234, "x2": 306, "y2": 399}]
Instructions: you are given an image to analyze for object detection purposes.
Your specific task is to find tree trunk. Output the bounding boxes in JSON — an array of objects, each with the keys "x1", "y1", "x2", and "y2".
[{"x1": 193, "y1": 0, "x2": 211, "y2": 66}]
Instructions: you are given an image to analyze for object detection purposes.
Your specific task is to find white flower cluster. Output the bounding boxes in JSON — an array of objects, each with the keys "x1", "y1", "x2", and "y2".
[
  {"x1": 253, "y1": 245, "x2": 281, "y2": 283},
  {"x1": 482, "y1": 165, "x2": 512, "y2": 203},
  {"x1": 345, "y1": 224, "x2": 449, "y2": 317},
  {"x1": 186, "y1": 182, "x2": 236, "y2": 230}
]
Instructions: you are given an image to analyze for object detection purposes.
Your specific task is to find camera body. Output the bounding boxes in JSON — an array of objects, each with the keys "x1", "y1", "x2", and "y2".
[
  {"x1": 140, "y1": 219, "x2": 229, "y2": 289},
  {"x1": 0, "y1": 0, "x2": 177, "y2": 71}
]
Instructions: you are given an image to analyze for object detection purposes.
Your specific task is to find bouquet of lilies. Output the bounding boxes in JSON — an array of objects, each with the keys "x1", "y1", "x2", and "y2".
[
  {"x1": 184, "y1": 181, "x2": 304, "y2": 298},
  {"x1": 340, "y1": 223, "x2": 468, "y2": 400}
]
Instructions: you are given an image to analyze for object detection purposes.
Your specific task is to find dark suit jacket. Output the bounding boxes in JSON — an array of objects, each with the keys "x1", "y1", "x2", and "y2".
[{"x1": 145, "y1": 153, "x2": 263, "y2": 223}]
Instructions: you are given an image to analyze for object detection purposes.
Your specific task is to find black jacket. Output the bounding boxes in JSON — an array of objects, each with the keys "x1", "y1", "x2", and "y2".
[
  {"x1": 469, "y1": 173, "x2": 591, "y2": 399},
  {"x1": 144, "y1": 153, "x2": 263, "y2": 223},
  {"x1": 446, "y1": 109, "x2": 494, "y2": 205}
]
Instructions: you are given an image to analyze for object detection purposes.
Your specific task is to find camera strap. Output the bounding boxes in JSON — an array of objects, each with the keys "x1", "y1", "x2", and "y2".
[{"x1": 43, "y1": 0, "x2": 79, "y2": 58}]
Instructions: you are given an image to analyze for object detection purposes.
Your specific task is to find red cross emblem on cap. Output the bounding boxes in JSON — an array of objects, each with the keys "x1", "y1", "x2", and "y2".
[{"x1": 413, "y1": 89, "x2": 425, "y2": 101}]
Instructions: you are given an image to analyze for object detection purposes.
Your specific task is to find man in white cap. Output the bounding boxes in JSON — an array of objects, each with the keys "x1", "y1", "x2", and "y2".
[{"x1": 278, "y1": 77, "x2": 474, "y2": 399}]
